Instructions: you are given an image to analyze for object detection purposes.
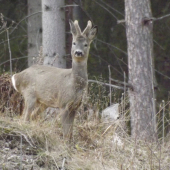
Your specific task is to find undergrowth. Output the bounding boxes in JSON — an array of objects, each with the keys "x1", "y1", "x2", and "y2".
[
  {"x1": 0, "y1": 113, "x2": 169, "y2": 170},
  {"x1": 0, "y1": 73, "x2": 170, "y2": 169}
]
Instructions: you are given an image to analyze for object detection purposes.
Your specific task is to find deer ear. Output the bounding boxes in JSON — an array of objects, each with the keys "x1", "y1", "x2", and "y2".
[
  {"x1": 88, "y1": 26, "x2": 98, "y2": 41},
  {"x1": 69, "y1": 19, "x2": 77, "y2": 36}
]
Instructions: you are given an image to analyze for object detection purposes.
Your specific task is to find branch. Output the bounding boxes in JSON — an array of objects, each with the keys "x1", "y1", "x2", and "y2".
[
  {"x1": 155, "y1": 69, "x2": 170, "y2": 80},
  {"x1": 96, "y1": 38, "x2": 127, "y2": 55},
  {"x1": 60, "y1": 5, "x2": 79, "y2": 9},
  {"x1": 117, "y1": 19, "x2": 125, "y2": 24},
  {"x1": 109, "y1": 78, "x2": 133, "y2": 89},
  {"x1": 52, "y1": 156, "x2": 59, "y2": 170},
  {"x1": 62, "y1": 157, "x2": 66, "y2": 169},
  {"x1": 0, "y1": 56, "x2": 28, "y2": 66},
  {"x1": 10, "y1": 11, "x2": 42, "y2": 35},
  {"x1": 0, "y1": 35, "x2": 27, "y2": 45},
  {"x1": 88, "y1": 79, "x2": 124, "y2": 90},
  {"x1": 92, "y1": 0, "x2": 118, "y2": 20},
  {"x1": 98, "y1": 0, "x2": 124, "y2": 17},
  {"x1": 152, "y1": 13, "x2": 170, "y2": 21},
  {"x1": 0, "y1": 21, "x2": 7, "y2": 31},
  {"x1": 117, "y1": 13, "x2": 170, "y2": 24},
  {"x1": 91, "y1": 52, "x2": 124, "y2": 76},
  {"x1": 6, "y1": 29, "x2": 12, "y2": 76},
  {"x1": 15, "y1": 131, "x2": 35, "y2": 147}
]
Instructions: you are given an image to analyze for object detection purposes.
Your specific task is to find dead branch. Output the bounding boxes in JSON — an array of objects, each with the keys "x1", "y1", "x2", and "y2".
[
  {"x1": 117, "y1": 13, "x2": 170, "y2": 24},
  {"x1": 109, "y1": 78, "x2": 133, "y2": 89},
  {"x1": 88, "y1": 79, "x2": 124, "y2": 90}
]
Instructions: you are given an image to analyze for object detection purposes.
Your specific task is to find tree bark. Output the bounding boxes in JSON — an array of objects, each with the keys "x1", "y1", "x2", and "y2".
[
  {"x1": 125, "y1": 0, "x2": 157, "y2": 141},
  {"x1": 73, "y1": 0, "x2": 84, "y2": 29},
  {"x1": 42, "y1": 0, "x2": 66, "y2": 68},
  {"x1": 27, "y1": 0, "x2": 42, "y2": 67}
]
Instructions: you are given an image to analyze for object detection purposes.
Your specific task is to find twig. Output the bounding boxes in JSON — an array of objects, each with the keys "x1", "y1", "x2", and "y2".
[
  {"x1": 62, "y1": 157, "x2": 66, "y2": 170},
  {"x1": 108, "y1": 65, "x2": 112, "y2": 105},
  {"x1": 110, "y1": 77, "x2": 133, "y2": 89},
  {"x1": 123, "y1": 72, "x2": 126, "y2": 114},
  {"x1": 153, "y1": 40, "x2": 165, "y2": 50},
  {"x1": 52, "y1": 156, "x2": 59, "y2": 170},
  {"x1": 162, "y1": 100, "x2": 165, "y2": 147},
  {"x1": 146, "y1": 143, "x2": 161, "y2": 163},
  {"x1": 26, "y1": 130, "x2": 35, "y2": 146},
  {"x1": 88, "y1": 79, "x2": 124, "y2": 90},
  {"x1": 6, "y1": 29, "x2": 12, "y2": 76},
  {"x1": 91, "y1": 52, "x2": 124, "y2": 76},
  {"x1": 157, "y1": 101, "x2": 170, "y2": 115},
  {"x1": 92, "y1": 0, "x2": 118, "y2": 20},
  {"x1": 60, "y1": 5, "x2": 79, "y2": 9},
  {"x1": 155, "y1": 69, "x2": 170, "y2": 80},
  {"x1": 117, "y1": 19, "x2": 125, "y2": 24},
  {"x1": 96, "y1": 38, "x2": 127, "y2": 55},
  {"x1": 152, "y1": 13, "x2": 170, "y2": 21},
  {"x1": 102, "y1": 125, "x2": 112, "y2": 136},
  {"x1": 0, "y1": 21, "x2": 7, "y2": 31},
  {"x1": 117, "y1": 13, "x2": 170, "y2": 24},
  {"x1": 20, "y1": 135, "x2": 23, "y2": 170},
  {"x1": 10, "y1": 11, "x2": 42, "y2": 35},
  {"x1": 0, "y1": 35, "x2": 27, "y2": 45},
  {"x1": 15, "y1": 131, "x2": 34, "y2": 147},
  {"x1": 108, "y1": 46, "x2": 126, "y2": 72},
  {"x1": 99, "y1": 0, "x2": 124, "y2": 17},
  {"x1": 0, "y1": 56, "x2": 28, "y2": 66}
]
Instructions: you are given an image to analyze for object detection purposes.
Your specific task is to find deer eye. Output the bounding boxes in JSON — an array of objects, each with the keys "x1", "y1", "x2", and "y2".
[
  {"x1": 73, "y1": 42, "x2": 76, "y2": 45},
  {"x1": 84, "y1": 44, "x2": 88, "y2": 47}
]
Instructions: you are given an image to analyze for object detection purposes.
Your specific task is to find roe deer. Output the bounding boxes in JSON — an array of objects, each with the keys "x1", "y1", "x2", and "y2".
[{"x1": 11, "y1": 20, "x2": 98, "y2": 139}]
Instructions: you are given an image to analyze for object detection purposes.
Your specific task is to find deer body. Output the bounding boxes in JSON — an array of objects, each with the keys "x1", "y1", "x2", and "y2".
[
  {"x1": 12, "y1": 20, "x2": 97, "y2": 139},
  {"x1": 14, "y1": 64, "x2": 87, "y2": 109}
]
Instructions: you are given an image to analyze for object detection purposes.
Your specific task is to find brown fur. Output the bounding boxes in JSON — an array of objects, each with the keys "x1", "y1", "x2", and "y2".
[{"x1": 12, "y1": 20, "x2": 98, "y2": 139}]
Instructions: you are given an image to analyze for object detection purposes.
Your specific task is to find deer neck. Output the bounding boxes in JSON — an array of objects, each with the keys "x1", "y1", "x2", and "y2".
[{"x1": 72, "y1": 59, "x2": 88, "y2": 90}]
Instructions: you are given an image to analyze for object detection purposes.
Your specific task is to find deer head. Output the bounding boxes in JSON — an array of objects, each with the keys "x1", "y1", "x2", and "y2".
[{"x1": 69, "y1": 20, "x2": 98, "y2": 62}]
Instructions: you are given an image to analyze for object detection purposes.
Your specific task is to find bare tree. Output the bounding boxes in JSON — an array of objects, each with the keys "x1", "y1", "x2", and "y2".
[
  {"x1": 27, "y1": 0, "x2": 42, "y2": 66},
  {"x1": 125, "y1": 0, "x2": 157, "y2": 141},
  {"x1": 42, "y1": 0, "x2": 66, "y2": 68}
]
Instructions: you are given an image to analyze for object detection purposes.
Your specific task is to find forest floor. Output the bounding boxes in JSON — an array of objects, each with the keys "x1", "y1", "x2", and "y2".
[
  {"x1": 0, "y1": 113, "x2": 169, "y2": 170},
  {"x1": 0, "y1": 73, "x2": 170, "y2": 169}
]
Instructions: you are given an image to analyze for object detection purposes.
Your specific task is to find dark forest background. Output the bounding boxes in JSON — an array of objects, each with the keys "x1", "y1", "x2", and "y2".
[{"x1": 0, "y1": 0, "x2": 170, "y2": 102}]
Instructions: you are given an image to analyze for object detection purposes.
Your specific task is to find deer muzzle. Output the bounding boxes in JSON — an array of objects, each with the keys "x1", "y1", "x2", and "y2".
[{"x1": 75, "y1": 50, "x2": 84, "y2": 57}]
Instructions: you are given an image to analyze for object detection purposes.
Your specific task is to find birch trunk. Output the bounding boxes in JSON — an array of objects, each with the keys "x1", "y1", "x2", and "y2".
[
  {"x1": 125, "y1": 0, "x2": 157, "y2": 141},
  {"x1": 42, "y1": 0, "x2": 66, "y2": 68},
  {"x1": 27, "y1": 0, "x2": 42, "y2": 66}
]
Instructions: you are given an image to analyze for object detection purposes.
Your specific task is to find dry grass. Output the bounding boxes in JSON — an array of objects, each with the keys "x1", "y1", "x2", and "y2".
[
  {"x1": 0, "y1": 73, "x2": 170, "y2": 169},
  {"x1": 0, "y1": 113, "x2": 169, "y2": 170},
  {"x1": 0, "y1": 73, "x2": 23, "y2": 116}
]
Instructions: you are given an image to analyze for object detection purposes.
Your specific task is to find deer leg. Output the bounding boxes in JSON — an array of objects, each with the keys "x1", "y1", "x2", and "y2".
[
  {"x1": 62, "y1": 109, "x2": 76, "y2": 139},
  {"x1": 22, "y1": 101, "x2": 28, "y2": 121},
  {"x1": 22, "y1": 95, "x2": 37, "y2": 122}
]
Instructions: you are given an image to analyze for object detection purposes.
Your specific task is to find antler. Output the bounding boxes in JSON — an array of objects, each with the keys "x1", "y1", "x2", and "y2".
[
  {"x1": 74, "y1": 20, "x2": 81, "y2": 36},
  {"x1": 82, "y1": 20, "x2": 92, "y2": 36}
]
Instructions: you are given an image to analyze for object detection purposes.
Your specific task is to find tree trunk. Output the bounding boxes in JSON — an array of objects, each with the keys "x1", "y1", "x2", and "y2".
[
  {"x1": 42, "y1": 0, "x2": 66, "y2": 68},
  {"x1": 125, "y1": 0, "x2": 157, "y2": 141},
  {"x1": 73, "y1": 0, "x2": 84, "y2": 29},
  {"x1": 27, "y1": 0, "x2": 42, "y2": 67}
]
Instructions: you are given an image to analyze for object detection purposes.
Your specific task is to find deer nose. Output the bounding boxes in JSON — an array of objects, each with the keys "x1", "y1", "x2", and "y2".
[{"x1": 75, "y1": 50, "x2": 83, "y2": 56}]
